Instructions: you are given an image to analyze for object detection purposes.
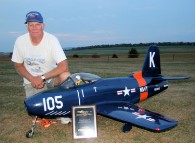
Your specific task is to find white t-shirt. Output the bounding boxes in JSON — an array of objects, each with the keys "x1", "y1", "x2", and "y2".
[{"x1": 11, "y1": 31, "x2": 67, "y2": 84}]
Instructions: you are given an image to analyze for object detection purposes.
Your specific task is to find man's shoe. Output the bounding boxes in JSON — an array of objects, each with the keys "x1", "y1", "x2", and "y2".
[{"x1": 60, "y1": 117, "x2": 72, "y2": 124}]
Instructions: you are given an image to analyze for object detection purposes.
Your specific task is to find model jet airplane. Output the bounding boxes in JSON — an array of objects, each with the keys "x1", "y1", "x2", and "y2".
[{"x1": 24, "y1": 45, "x2": 189, "y2": 138}]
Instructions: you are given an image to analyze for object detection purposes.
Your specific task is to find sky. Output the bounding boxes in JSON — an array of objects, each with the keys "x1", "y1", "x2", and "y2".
[{"x1": 0, "y1": 0, "x2": 195, "y2": 52}]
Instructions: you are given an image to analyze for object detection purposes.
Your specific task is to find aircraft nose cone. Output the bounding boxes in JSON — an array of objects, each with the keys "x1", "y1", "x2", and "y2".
[
  {"x1": 24, "y1": 99, "x2": 30, "y2": 115},
  {"x1": 24, "y1": 94, "x2": 44, "y2": 116}
]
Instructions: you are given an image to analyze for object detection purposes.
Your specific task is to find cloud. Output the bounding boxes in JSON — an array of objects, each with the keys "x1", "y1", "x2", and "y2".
[
  {"x1": 54, "y1": 31, "x2": 130, "y2": 48},
  {"x1": 92, "y1": 29, "x2": 113, "y2": 35},
  {"x1": 8, "y1": 31, "x2": 25, "y2": 37},
  {"x1": 55, "y1": 33, "x2": 93, "y2": 42},
  {"x1": 54, "y1": 29, "x2": 114, "y2": 38}
]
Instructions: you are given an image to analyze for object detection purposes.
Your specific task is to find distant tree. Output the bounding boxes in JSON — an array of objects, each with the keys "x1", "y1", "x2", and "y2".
[
  {"x1": 112, "y1": 54, "x2": 118, "y2": 58},
  {"x1": 91, "y1": 53, "x2": 100, "y2": 58},
  {"x1": 73, "y1": 54, "x2": 79, "y2": 58},
  {"x1": 67, "y1": 42, "x2": 195, "y2": 51},
  {"x1": 128, "y1": 48, "x2": 139, "y2": 58},
  {"x1": 9, "y1": 52, "x2": 13, "y2": 58}
]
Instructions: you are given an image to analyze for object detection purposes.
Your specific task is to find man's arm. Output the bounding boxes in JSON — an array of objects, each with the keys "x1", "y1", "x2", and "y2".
[
  {"x1": 43, "y1": 60, "x2": 70, "y2": 85},
  {"x1": 15, "y1": 63, "x2": 44, "y2": 88}
]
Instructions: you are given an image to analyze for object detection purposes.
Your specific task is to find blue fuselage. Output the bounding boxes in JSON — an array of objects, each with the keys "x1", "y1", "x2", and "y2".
[{"x1": 24, "y1": 76, "x2": 168, "y2": 118}]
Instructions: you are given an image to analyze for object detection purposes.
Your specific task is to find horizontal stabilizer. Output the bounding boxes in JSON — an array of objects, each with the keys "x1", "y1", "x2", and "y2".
[
  {"x1": 96, "y1": 102, "x2": 178, "y2": 132},
  {"x1": 153, "y1": 76, "x2": 190, "y2": 81}
]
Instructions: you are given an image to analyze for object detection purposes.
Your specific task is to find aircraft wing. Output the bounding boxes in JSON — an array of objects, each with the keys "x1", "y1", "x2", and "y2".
[{"x1": 96, "y1": 102, "x2": 178, "y2": 132}]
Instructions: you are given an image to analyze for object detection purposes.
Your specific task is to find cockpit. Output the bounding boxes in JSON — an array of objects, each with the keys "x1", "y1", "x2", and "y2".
[{"x1": 60, "y1": 73, "x2": 101, "y2": 89}]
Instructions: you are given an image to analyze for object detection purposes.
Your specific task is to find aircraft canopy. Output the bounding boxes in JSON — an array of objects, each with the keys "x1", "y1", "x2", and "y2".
[{"x1": 60, "y1": 72, "x2": 101, "y2": 89}]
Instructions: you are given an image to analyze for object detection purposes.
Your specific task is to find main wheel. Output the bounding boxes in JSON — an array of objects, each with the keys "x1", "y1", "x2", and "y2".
[
  {"x1": 26, "y1": 129, "x2": 34, "y2": 138},
  {"x1": 122, "y1": 123, "x2": 132, "y2": 133}
]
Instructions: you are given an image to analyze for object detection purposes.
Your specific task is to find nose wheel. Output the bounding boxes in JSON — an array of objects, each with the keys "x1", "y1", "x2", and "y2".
[
  {"x1": 26, "y1": 129, "x2": 34, "y2": 138},
  {"x1": 26, "y1": 116, "x2": 38, "y2": 138}
]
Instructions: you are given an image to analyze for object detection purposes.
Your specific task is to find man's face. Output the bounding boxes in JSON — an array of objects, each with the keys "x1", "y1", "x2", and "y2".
[{"x1": 27, "y1": 22, "x2": 44, "y2": 38}]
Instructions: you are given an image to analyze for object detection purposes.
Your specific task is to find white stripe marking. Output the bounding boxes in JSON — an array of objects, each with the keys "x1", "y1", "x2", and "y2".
[
  {"x1": 81, "y1": 89, "x2": 85, "y2": 98},
  {"x1": 77, "y1": 90, "x2": 81, "y2": 105}
]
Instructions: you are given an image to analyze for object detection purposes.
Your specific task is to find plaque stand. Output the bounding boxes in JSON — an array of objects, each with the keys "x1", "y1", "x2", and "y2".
[{"x1": 72, "y1": 105, "x2": 97, "y2": 139}]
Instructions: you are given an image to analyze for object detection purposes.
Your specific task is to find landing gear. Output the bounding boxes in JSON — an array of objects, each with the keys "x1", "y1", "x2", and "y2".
[
  {"x1": 26, "y1": 129, "x2": 34, "y2": 138},
  {"x1": 26, "y1": 116, "x2": 38, "y2": 138},
  {"x1": 122, "y1": 123, "x2": 132, "y2": 133}
]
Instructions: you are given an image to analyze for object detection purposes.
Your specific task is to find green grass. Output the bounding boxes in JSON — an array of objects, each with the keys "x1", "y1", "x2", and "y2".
[{"x1": 0, "y1": 47, "x2": 195, "y2": 143}]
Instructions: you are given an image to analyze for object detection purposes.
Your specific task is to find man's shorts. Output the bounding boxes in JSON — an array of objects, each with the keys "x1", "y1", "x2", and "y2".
[{"x1": 24, "y1": 79, "x2": 54, "y2": 98}]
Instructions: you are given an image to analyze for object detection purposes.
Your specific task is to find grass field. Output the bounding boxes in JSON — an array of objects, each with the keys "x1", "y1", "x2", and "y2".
[{"x1": 0, "y1": 46, "x2": 195, "y2": 143}]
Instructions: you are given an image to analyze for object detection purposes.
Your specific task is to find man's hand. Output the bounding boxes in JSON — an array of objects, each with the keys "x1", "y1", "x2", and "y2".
[
  {"x1": 14, "y1": 63, "x2": 46, "y2": 89},
  {"x1": 31, "y1": 76, "x2": 45, "y2": 89}
]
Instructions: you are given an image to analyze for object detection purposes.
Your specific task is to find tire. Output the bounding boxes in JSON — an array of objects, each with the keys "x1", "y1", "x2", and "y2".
[{"x1": 26, "y1": 129, "x2": 34, "y2": 138}]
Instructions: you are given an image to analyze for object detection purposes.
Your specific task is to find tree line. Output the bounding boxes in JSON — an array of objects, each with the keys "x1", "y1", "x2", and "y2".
[{"x1": 67, "y1": 42, "x2": 195, "y2": 51}]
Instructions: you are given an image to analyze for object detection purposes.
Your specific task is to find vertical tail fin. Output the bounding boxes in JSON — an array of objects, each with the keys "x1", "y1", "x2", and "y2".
[{"x1": 142, "y1": 45, "x2": 161, "y2": 77}]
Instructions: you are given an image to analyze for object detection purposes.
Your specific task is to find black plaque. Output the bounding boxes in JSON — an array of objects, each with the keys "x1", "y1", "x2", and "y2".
[{"x1": 72, "y1": 105, "x2": 97, "y2": 139}]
